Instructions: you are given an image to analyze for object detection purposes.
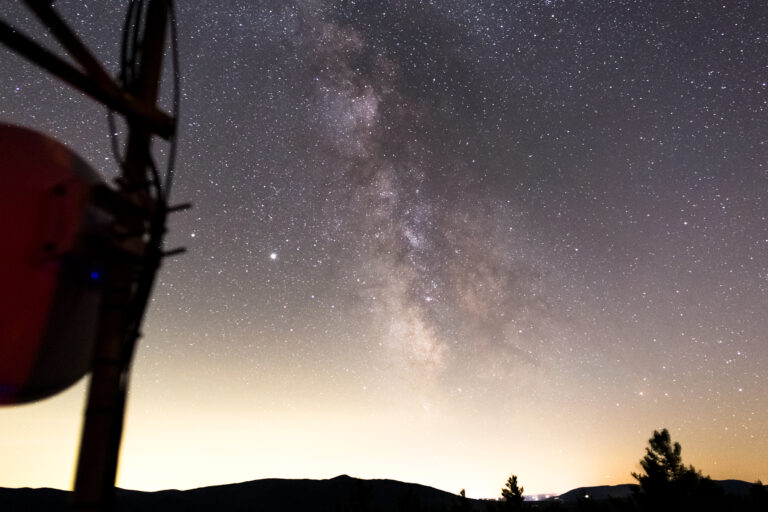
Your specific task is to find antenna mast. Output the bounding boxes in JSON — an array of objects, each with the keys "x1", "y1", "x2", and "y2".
[{"x1": 0, "y1": 2, "x2": 185, "y2": 511}]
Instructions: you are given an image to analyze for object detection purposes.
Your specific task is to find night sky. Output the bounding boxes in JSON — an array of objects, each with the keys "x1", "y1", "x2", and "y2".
[{"x1": 2, "y1": 0, "x2": 767, "y2": 498}]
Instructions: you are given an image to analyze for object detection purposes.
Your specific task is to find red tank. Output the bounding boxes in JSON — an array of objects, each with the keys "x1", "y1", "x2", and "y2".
[{"x1": 0, "y1": 123, "x2": 109, "y2": 404}]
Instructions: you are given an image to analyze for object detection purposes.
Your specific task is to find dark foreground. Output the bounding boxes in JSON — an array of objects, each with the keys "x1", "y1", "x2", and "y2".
[{"x1": 1, "y1": 475, "x2": 766, "y2": 512}]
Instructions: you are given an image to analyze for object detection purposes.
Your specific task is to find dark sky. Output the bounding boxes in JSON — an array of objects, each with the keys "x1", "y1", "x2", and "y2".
[{"x1": 1, "y1": 0, "x2": 767, "y2": 497}]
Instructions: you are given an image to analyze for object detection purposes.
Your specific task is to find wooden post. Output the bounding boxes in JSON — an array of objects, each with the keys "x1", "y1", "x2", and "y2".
[{"x1": 71, "y1": 2, "x2": 169, "y2": 511}]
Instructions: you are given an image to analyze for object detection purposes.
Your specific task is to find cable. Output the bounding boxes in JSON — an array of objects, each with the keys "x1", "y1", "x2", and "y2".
[
  {"x1": 107, "y1": 0, "x2": 180, "y2": 204},
  {"x1": 163, "y1": 0, "x2": 180, "y2": 198},
  {"x1": 107, "y1": 0, "x2": 143, "y2": 176},
  {"x1": 105, "y1": 0, "x2": 182, "y2": 349}
]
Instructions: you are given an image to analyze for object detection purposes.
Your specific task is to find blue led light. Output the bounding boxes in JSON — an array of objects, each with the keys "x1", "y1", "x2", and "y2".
[{"x1": 90, "y1": 270, "x2": 100, "y2": 281}]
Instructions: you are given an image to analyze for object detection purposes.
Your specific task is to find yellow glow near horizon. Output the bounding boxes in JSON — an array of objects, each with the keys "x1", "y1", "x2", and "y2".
[{"x1": 2, "y1": 361, "x2": 766, "y2": 499}]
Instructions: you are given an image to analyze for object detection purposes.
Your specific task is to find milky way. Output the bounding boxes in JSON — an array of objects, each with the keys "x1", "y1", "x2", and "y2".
[{"x1": 1, "y1": 0, "x2": 767, "y2": 497}]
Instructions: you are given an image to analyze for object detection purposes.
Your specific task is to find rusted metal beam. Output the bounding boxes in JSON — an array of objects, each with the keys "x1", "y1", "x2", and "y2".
[{"x1": 0, "y1": 18, "x2": 174, "y2": 138}]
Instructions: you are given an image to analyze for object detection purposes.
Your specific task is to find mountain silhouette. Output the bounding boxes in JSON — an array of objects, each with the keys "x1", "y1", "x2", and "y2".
[
  {"x1": 0, "y1": 475, "x2": 486, "y2": 512},
  {"x1": 2, "y1": 476, "x2": 765, "y2": 511},
  {"x1": 554, "y1": 480, "x2": 767, "y2": 503},
  {"x1": 555, "y1": 483, "x2": 636, "y2": 502}
]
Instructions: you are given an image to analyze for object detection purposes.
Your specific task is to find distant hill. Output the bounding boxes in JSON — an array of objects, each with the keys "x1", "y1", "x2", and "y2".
[
  {"x1": 715, "y1": 479, "x2": 766, "y2": 497},
  {"x1": 555, "y1": 480, "x2": 767, "y2": 503},
  {"x1": 0, "y1": 487, "x2": 67, "y2": 511},
  {"x1": 0, "y1": 475, "x2": 487, "y2": 512},
  {"x1": 1, "y1": 475, "x2": 765, "y2": 511},
  {"x1": 556, "y1": 483, "x2": 636, "y2": 502}
]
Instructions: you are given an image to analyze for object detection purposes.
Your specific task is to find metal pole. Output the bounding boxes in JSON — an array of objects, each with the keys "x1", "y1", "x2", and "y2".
[{"x1": 71, "y1": 2, "x2": 169, "y2": 511}]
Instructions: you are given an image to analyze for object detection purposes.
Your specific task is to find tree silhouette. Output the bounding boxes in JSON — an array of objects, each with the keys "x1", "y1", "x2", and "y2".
[
  {"x1": 632, "y1": 428, "x2": 722, "y2": 511},
  {"x1": 500, "y1": 474, "x2": 524, "y2": 511},
  {"x1": 452, "y1": 488, "x2": 472, "y2": 512},
  {"x1": 632, "y1": 429, "x2": 685, "y2": 490}
]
